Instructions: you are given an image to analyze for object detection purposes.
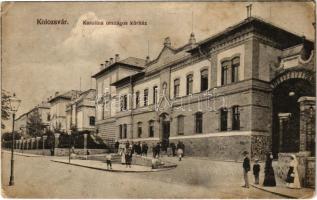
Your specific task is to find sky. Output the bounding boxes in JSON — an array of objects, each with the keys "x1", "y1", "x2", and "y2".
[{"x1": 2, "y1": 1, "x2": 315, "y2": 131}]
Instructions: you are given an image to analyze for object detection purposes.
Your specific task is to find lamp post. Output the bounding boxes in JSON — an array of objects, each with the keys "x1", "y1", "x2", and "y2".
[
  {"x1": 9, "y1": 93, "x2": 21, "y2": 186},
  {"x1": 68, "y1": 130, "x2": 72, "y2": 163}
]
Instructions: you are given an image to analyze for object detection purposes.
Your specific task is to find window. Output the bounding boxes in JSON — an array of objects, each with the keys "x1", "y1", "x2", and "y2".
[
  {"x1": 120, "y1": 95, "x2": 128, "y2": 111},
  {"x1": 177, "y1": 115, "x2": 184, "y2": 135},
  {"x1": 89, "y1": 116, "x2": 95, "y2": 126},
  {"x1": 144, "y1": 89, "x2": 148, "y2": 106},
  {"x1": 135, "y1": 91, "x2": 140, "y2": 108},
  {"x1": 174, "y1": 79, "x2": 180, "y2": 98},
  {"x1": 186, "y1": 74, "x2": 193, "y2": 95},
  {"x1": 47, "y1": 113, "x2": 51, "y2": 121},
  {"x1": 231, "y1": 57, "x2": 240, "y2": 83},
  {"x1": 221, "y1": 60, "x2": 230, "y2": 85},
  {"x1": 232, "y1": 106, "x2": 240, "y2": 130},
  {"x1": 119, "y1": 125, "x2": 122, "y2": 139},
  {"x1": 201, "y1": 69, "x2": 208, "y2": 91},
  {"x1": 220, "y1": 108, "x2": 228, "y2": 131},
  {"x1": 137, "y1": 122, "x2": 142, "y2": 138},
  {"x1": 195, "y1": 112, "x2": 203, "y2": 133},
  {"x1": 153, "y1": 86, "x2": 158, "y2": 105},
  {"x1": 149, "y1": 120, "x2": 154, "y2": 137},
  {"x1": 123, "y1": 124, "x2": 127, "y2": 139}
]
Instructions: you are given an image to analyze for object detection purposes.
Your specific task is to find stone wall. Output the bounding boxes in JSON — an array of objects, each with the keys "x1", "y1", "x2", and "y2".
[
  {"x1": 54, "y1": 148, "x2": 108, "y2": 156},
  {"x1": 306, "y1": 157, "x2": 315, "y2": 188},
  {"x1": 14, "y1": 149, "x2": 51, "y2": 156},
  {"x1": 251, "y1": 135, "x2": 271, "y2": 161}
]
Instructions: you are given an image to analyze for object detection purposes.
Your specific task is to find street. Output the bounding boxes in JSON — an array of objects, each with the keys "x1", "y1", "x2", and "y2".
[{"x1": 1, "y1": 152, "x2": 282, "y2": 198}]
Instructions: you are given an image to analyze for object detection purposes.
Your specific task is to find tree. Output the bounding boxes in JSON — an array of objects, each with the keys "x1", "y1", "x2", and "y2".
[
  {"x1": 1, "y1": 89, "x2": 11, "y2": 129},
  {"x1": 26, "y1": 110, "x2": 45, "y2": 137}
]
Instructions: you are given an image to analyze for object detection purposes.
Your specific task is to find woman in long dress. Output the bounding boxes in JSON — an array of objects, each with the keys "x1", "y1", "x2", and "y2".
[
  {"x1": 263, "y1": 152, "x2": 276, "y2": 186},
  {"x1": 120, "y1": 147, "x2": 126, "y2": 165},
  {"x1": 286, "y1": 154, "x2": 301, "y2": 189}
]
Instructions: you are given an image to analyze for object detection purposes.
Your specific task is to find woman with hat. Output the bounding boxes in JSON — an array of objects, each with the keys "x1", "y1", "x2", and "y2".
[
  {"x1": 263, "y1": 152, "x2": 276, "y2": 186},
  {"x1": 286, "y1": 154, "x2": 301, "y2": 189}
]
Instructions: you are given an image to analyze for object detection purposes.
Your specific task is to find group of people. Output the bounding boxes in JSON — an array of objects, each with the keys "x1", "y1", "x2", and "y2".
[
  {"x1": 242, "y1": 151, "x2": 301, "y2": 189},
  {"x1": 152, "y1": 141, "x2": 185, "y2": 161}
]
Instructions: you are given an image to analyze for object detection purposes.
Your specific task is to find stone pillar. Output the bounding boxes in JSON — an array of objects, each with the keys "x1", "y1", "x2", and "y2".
[
  {"x1": 278, "y1": 113, "x2": 291, "y2": 152},
  {"x1": 54, "y1": 133, "x2": 60, "y2": 149},
  {"x1": 298, "y1": 96, "x2": 315, "y2": 152},
  {"x1": 31, "y1": 138, "x2": 36, "y2": 149},
  {"x1": 36, "y1": 137, "x2": 41, "y2": 149},
  {"x1": 42, "y1": 135, "x2": 48, "y2": 155},
  {"x1": 227, "y1": 108, "x2": 232, "y2": 131},
  {"x1": 83, "y1": 133, "x2": 88, "y2": 158}
]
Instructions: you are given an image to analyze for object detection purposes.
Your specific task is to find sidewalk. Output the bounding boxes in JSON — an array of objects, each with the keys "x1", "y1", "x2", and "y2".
[
  {"x1": 51, "y1": 158, "x2": 176, "y2": 173},
  {"x1": 250, "y1": 171, "x2": 315, "y2": 199}
]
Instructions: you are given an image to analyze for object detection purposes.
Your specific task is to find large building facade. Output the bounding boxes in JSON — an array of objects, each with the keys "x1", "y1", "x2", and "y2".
[{"x1": 94, "y1": 17, "x2": 315, "y2": 162}]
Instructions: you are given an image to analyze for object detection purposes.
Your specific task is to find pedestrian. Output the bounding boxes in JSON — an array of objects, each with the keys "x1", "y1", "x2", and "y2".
[
  {"x1": 242, "y1": 151, "x2": 250, "y2": 188},
  {"x1": 263, "y1": 152, "x2": 276, "y2": 187},
  {"x1": 106, "y1": 153, "x2": 112, "y2": 170},
  {"x1": 180, "y1": 141, "x2": 185, "y2": 157},
  {"x1": 120, "y1": 147, "x2": 126, "y2": 165},
  {"x1": 286, "y1": 154, "x2": 301, "y2": 189},
  {"x1": 142, "y1": 142, "x2": 148, "y2": 157},
  {"x1": 156, "y1": 142, "x2": 161, "y2": 158},
  {"x1": 114, "y1": 141, "x2": 119, "y2": 153},
  {"x1": 253, "y1": 159, "x2": 260, "y2": 185},
  {"x1": 125, "y1": 141, "x2": 130, "y2": 149},
  {"x1": 136, "y1": 142, "x2": 141, "y2": 155},
  {"x1": 152, "y1": 143, "x2": 156, "y2": 158},
  {"x1": 170, "y1": 142, "x2": 176, "y2": 157},
  {"x1": 177, "y1": 146, "x2": 183, "y2": 161},
  {"x1": 125, "y1": 147, "x2": 132, "y2": 168}
]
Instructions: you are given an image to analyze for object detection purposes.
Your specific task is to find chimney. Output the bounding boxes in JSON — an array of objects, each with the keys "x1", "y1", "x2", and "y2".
[
  {"x1": 110, "y1": 58, "x2": 114, "y2": 64},
  {"x1": 189, "y1": 32, "x2": 196, "y2": 45},
  {"x1": 164, "y1": 37, "x2": 171, "y2": 47},
  {"x1": 100, "y1": 63, "x2": 104, "y2": 70},
  {"x1": 146, "y1": 56, "x2": 150, "y2": 64},
  {"x1": 115, "y1": 54, "x2": 120, "y2": 62},
  {"x1": 105, "y1": 60, "x2": 109, "y2": 67}
]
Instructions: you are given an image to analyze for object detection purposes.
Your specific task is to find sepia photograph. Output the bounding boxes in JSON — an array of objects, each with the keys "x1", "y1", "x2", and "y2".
[{"x1": 1, "y1": 1, "x2": 316, "y2": 198}]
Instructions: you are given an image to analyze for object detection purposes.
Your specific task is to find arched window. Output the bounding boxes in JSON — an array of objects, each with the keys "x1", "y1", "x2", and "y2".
[
  {"x1": 119, "y1": 125, "x2": 122, "y2": 139},
  {"x1": 186, "y1": 74, "x2": 193, "y2": 95},
  {"x1": 149, "y1": 120, "x2": 154, "y2": 137},
  {"x1": 174, "y1": 78, "x2": 180, "y2": 98},
  {"x1": 195, "y1": 112, "x2": 203, "y2": 133},
  {"x1": 89, "y1": 116, "x2": 95, "y2": 126},
  {"x1": 137, "y1": 122, "x2": 142, "y2": 138},
  {"x1": 231, "y1": 57, "x2": 240, "y2": 83},
  {"x1": 144, "y1": 89, "x2": 148, "y2": 106},
  {"x1": 201, "y1": 69, "x2": 208, "y2": 91},
  {"x1": 135, "y1": 91, "x2": 140, "y2": 108},
  {"x1": 220, "y1": 108, "x2": 228, "y2": 131},
  {"x1": 153, "y1": 86, "x2": 158, "y2": 105},
  {"x1": 232, "y1": 106, "x2": 240, "y2": 130},
  {"x1": 123, "y1": 124, "x2": 127, "y2": 138},
  {"x1": 221, "y1": 60, "x2": 230, "y2": 85},
  {"x1": 177, "y1": 115, "x2": 185, "y2": 135}
]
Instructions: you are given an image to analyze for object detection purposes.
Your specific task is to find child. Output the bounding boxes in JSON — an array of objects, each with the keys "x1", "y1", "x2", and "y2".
[
  {"x1": 106, "y1": 154, "x2": 112, "y2": 170},
  {"x1": 177, "y1": 147, "x2": 183, "y2": 161},
  {"x1": 253, "y1": 159, "x2": 260, "y2": 184}
]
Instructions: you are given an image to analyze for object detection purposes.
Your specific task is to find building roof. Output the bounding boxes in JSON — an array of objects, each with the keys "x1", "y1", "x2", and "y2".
[
  {"x1": 190, "y1": 16, "x2": 313, "y2": 53},
  {"x1": 48, "y1": 90, "x2": 81, "y2": 103},
  {"x1": 92, "y1": 57, "x2": 146, "y2": 78}
]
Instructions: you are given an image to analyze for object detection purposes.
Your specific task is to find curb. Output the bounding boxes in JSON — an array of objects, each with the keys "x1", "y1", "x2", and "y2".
[
  {"x1": 51, "y1": 160, "x2": 176, "y2": 173},
  {"x1": 251, "y1": 184, "x2": 297, "y2": 199}
]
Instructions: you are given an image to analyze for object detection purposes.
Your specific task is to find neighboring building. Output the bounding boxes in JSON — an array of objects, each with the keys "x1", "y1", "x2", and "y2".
[
  {"x1": 48, "y1": 90, "x2": 81, "y2": 132},
  {"x1": 92, "y1": 55, "x2": 146, "y2": 144},
  {"x1": 66, "y1": 89, "x2": 96, "y2": 133},
  {"x1": 15, "y1": 112, "x2": 28, "y2": 136},
  {"x1": 15, "y1": 101, "x2": 51, "y2": 137},
  {"x1": 105, "y1": 16, "x2": 315, "y2": 163}
]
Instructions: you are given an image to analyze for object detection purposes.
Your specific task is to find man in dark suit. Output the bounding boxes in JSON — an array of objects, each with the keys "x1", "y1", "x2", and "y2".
[{"x1": 242, "y1": 151, "x2": 250, "y2": 188}]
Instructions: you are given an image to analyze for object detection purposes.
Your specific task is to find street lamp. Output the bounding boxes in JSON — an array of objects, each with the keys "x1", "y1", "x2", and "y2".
[{"x1": 9, "y1": 93, "x2": 21, "y2": 186}]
